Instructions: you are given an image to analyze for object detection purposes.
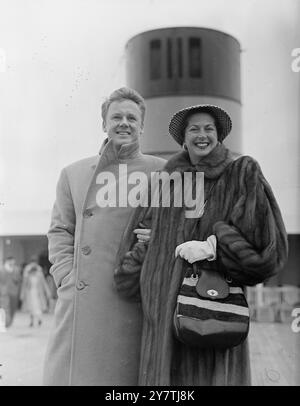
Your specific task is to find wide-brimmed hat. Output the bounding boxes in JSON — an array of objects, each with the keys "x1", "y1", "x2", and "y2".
[{"x1": 169, "y1": 104, "x2": 232, "y2": 145}]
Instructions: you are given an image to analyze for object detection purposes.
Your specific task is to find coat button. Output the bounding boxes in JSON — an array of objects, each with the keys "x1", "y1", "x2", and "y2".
[
  {"x1": 83, "y1": 209, "x2": 93, "y2": 218},
  {"x1": 81, "y1": 246, "x2": 91, "y2": 255},
  {"x1": 76, "y1": 280, "x2": 87, "y2": 290}
]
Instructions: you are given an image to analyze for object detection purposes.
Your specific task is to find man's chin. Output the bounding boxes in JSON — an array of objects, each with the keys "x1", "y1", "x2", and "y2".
[{"x1": 112, "y1": 137, "x2": 137, "y2": 148}]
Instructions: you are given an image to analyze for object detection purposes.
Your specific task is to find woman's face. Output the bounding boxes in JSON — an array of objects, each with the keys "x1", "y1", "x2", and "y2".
[{"x1": 184, "y1": 112, "x2": 219, "y2": 164}]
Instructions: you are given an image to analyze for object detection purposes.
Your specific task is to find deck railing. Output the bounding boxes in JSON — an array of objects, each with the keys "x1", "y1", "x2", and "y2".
[{"x1": 246, "y1": 285, "x2": 300, "y2": 323}]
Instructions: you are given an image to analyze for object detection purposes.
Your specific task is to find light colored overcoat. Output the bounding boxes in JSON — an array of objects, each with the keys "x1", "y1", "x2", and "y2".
[{"x1": 43, "y1": 139, "x2": 165, "y2": 386}]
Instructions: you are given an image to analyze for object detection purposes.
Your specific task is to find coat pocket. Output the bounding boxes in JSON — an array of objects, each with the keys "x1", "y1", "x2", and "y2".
[{"x1": 57, "y1": 269, "x2": 75, "y2": 300}]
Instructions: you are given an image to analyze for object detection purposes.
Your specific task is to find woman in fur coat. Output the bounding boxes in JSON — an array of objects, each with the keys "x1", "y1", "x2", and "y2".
[{"x1": 114, "y1": 104, "x2": 288, "y2": 386}]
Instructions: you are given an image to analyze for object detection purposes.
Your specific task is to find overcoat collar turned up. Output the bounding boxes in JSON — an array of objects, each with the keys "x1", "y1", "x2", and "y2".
[{"x1": 98, "y1": 137, "x2": 142, "y2": 167}]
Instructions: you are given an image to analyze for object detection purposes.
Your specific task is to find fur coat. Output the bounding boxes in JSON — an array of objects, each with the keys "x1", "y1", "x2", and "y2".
[{"x1": 114, "y1": 143, "x2": 288, "y2": 386}]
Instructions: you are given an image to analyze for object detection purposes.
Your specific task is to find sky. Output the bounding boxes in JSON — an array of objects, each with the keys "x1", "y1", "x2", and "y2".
[{"x1": 0, "y1": 0, "x2": 299, "y2": 234}]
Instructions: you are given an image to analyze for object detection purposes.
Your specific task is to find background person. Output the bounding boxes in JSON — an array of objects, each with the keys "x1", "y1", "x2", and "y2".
[
  {"x1": 0, "y1": 257, "x2": 22, "y2": 327},
  {"x1": 20, "y1": 263, "x2": 51, "y2": 327},
  {"x1": 115, "y1": 104, "x2": 288, "y2": 386}
]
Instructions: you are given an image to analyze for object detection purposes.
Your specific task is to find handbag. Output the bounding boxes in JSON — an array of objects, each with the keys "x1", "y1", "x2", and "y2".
[{"x1": 173, "y1": 262, "x2": 250, "y2": 349}]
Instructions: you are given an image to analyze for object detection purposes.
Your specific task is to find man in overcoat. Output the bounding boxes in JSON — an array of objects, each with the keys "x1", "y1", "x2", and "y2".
[{"x1": 43, "y1": 87, "x2": 166, "y2": 385}]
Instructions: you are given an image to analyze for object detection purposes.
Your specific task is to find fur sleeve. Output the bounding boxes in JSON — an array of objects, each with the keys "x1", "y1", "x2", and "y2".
[
  {"x1": 213, "y1": 156, "x2": 288, "y2": 286},
  {"x1": 114, "y1": 205, "x2": 152, "y2": 301}
]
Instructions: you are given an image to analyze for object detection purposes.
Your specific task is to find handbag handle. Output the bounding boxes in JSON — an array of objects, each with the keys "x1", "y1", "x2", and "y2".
[
  {"x1": 192, "y1": 261, "x2": 205, "y2": 277},
  {"x1": 192, "y1": 262, "x2": 199, "y2": 277}
]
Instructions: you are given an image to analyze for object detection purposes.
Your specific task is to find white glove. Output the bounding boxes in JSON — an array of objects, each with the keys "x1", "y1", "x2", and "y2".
[{"x1": 175, "y1": 235, "x2": 217, "y2": 264}]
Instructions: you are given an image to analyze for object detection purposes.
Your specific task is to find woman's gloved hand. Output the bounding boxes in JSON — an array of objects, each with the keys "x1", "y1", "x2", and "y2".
[{"x1": 175, "y1": 235, "x2": 217, "y2": 263}]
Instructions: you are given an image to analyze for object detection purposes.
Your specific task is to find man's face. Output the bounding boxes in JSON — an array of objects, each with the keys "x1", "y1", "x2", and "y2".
[{"x1": 103, "y1": 100, "x2": 143, "y2": 149}]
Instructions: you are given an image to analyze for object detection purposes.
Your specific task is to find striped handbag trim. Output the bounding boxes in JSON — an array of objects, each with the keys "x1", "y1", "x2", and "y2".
[
  {"x1": 177, "y1": 295, "x2": 250, "y2": 317},
  {"x1": 180, "y1": 285, "x2": 248, "y2": 307},
  {"x1": 176, "y1": 275, "x2": 250, "y2": 324}
]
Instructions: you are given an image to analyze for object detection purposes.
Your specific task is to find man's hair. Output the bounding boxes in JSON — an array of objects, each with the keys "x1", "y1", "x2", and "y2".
[{"x1": 101, "y1": 87, "x2": 146, "y2": 126}]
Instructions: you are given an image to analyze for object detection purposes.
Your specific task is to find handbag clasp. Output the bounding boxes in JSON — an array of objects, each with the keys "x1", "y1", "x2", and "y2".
[{"x1": 207, "y1": 289, "x2": 219, "y2": 297}]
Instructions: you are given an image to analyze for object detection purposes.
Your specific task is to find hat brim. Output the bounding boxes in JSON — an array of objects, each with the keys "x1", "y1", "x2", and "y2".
[{"x1": 169, "y1": 104, "x2": 232, "y2": 145}]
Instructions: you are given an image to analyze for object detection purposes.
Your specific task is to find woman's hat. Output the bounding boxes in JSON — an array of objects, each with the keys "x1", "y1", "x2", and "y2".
[{"x1": 169, "y1": 104, "x2": 232, "y2": 145}]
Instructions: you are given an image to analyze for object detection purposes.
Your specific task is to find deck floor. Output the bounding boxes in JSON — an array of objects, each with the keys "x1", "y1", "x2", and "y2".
[
  {"x1": 249, "y1": 321, "x2": 300, "y2": 386},
  {"x1": 0, "y1": 312, "x2": 299, "y2": 386}
]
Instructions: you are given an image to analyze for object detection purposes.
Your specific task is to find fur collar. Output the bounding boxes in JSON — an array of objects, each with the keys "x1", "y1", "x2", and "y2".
[{"x1": 164, "y1": 142, "x2": 234, "y2": 179}]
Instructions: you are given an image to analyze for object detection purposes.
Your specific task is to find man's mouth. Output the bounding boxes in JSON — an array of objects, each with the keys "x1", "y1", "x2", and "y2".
[{"x1": 117, "y1": 131, "x2": 131, "y2": 136}]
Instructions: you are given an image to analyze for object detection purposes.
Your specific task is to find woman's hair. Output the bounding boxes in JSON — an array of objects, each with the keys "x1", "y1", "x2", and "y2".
[
  {"x1": 101, "y1": 87, "x2": 146, "y2": 126},
  {"x1": 182, "y1": 108, "x2": 223, "y2": 142}
]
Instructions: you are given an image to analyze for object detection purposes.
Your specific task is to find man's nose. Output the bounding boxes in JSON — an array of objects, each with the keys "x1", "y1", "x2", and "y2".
[{"x1": 119, "y1": 116, "x2": 129, "y2": 126}]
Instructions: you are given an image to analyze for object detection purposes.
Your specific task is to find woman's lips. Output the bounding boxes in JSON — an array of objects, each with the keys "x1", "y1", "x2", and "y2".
[{"x1": 194, "y1": 141, "x2": 209, "y2": 149}]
